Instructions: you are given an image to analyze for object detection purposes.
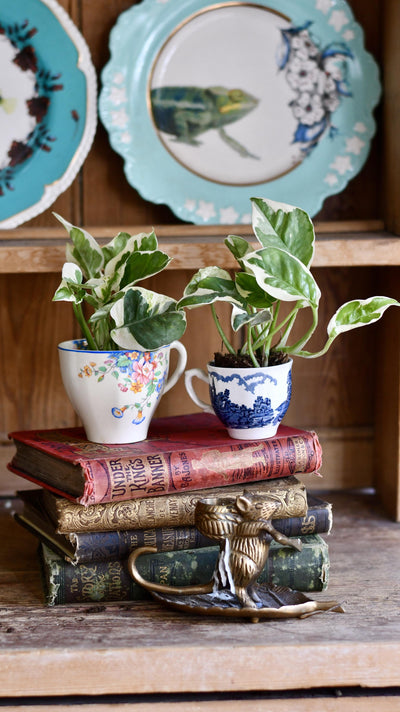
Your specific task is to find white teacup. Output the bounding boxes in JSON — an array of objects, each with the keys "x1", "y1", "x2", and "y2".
[{"x1": 58, "y1": 339, "x2": 187, "y2": 443}]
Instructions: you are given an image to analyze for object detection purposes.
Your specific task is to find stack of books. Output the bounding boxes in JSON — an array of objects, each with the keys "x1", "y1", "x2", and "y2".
[{"x1": 8, "y1": 413, "x2": 333, "y2": 606}]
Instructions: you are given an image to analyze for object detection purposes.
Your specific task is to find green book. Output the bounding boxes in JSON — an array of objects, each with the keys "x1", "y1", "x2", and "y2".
[{"x1": 38, "y1": 534, "x2": 330, "y2": 605}]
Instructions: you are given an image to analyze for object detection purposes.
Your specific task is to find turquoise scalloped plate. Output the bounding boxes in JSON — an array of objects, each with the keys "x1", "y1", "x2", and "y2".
[
  {"x1": 99, "y1": 0, "x2": 380, "y2": 224},
  {"x1": 0, "y1": 0, "x2": 97, "y2": 229}
]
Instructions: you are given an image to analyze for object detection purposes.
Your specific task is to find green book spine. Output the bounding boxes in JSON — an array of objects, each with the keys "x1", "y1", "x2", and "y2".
[{"x1": 39, "y1": 534, "x2": 329, "y2": 605}]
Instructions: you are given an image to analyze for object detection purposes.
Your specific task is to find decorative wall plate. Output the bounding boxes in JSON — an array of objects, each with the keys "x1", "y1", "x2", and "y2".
[
  {"x1": 100, "y1": 0, "x2": 380, "y2": 225},
  {"x1": 0, "y1": 0, "x2": 97, "y2": 229}
]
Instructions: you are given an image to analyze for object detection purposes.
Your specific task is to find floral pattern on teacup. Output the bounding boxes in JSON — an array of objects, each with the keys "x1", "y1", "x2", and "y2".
[{"x1": 78, "y1": 350, "x2": 167, "y2": 424}]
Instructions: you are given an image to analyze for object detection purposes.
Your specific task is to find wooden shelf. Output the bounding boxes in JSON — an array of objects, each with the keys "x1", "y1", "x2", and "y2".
[
  {"x1": 1, "y1": 491, "x2": 400, "y2": 700},
  {"x1": 0, "y1": 221, "x2": 398, "y2": 273}
]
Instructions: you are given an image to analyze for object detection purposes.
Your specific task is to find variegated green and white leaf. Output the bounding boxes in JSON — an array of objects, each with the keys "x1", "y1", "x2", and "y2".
[
  {"x1": 54, "y1": 213, "x2": 104, "y2": 279},
  {"x1": 90, "y1": 301, "x2": 114, "y2": 324},
  {"x1": 327, "y1": 297, "x2": 400, "y2": 339},
  {"x1": 242, "y1": 246, "x2": 320, "y2": 307},
  {"x1": 178, "y1": 267, "x2": 243, "y2": 309},
  {"x1": 105, "y1": 240, "x2": 171, "y2": 290},
  {"x1": 104, "y1": 232, "x2": 160, "y2": 278},
  {"x1": 53, "y1": 263, "x2": 84, "y2": 303},
  {"x1": 53, "y1": 283, "x2": 81, "y2": 303},
  {"x1": 231, "y1": 304, "x2": 272, "y2": 332},
  {"x1": 235, "y1": 271, "x2": 275, "y2": 309},
  {"x1": 101, "y1": 232, "x2": 131, "y2": 264},
  {"x1": 224, "y1": 235, "x2": 254, "y2": 262},
  {"x1": 120, "y1": 250, "x2": 171, "y2": 289},
  {"x1": 84, "y1": 275, "x2": 115, "y2": 304},
  {"x1": 61, "y1": 262, "x2": 83, "y2": 285},
  {"x1": 251, "y1": 197, "x2": 315, "y2": 267},
  {"x1": 102, "y1": 230, "x2": 158, "y2": 266},
  {"x1": 110, "y1": 287, "x2": 186, "y2": 350}
]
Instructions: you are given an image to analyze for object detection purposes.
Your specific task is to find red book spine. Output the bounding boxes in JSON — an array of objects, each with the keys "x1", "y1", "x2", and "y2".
[{"x1": 79, "y1": 431, "x2": 321, "y2": 505}]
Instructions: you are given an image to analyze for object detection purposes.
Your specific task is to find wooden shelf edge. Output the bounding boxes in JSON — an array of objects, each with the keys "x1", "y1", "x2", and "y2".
[
  {"x1": 0, "y1": 219, "x2": 386, "y2": 241},
  {"x1": 1, "y1": 641, "x2": 399, "y2": 697},
  {"x1": 0, "y1": 226, "x2": 399, "y2": 274}
]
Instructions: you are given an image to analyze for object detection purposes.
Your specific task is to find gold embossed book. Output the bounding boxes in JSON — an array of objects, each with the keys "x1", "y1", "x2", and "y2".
[
  {"x1": 14, "y1": 484, "x2": 332, "y2": 565},
  {"x1": 8, "y1": 412, "x2": 322, "y2": 506}
]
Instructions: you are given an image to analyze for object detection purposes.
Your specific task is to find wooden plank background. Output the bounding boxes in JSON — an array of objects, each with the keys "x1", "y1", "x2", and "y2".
[{"x1": 1, "y1": 0, "x2": 399, "y2": 503}]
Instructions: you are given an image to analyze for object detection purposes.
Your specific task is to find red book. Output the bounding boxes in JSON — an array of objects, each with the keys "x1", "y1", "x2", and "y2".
[{"x1": 8, "y1": 412, "x2": 322, "y2": 506}]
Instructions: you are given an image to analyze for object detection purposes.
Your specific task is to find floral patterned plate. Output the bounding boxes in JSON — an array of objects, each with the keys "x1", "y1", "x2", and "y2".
[
  {"x1": 0, "y1": 0, "x2": 97, "y2": 229},
  {"x1": 99, "y1": 0, "x2": 380, "y2": 224}
]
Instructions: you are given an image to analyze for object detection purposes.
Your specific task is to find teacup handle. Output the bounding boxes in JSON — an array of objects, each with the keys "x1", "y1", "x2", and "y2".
[
  {"x1": 163, "y1": 341, "x2": 188, "y2": 395},
  {"x1": 184, "y1": 368, "x2": 214, "y2": 414}
]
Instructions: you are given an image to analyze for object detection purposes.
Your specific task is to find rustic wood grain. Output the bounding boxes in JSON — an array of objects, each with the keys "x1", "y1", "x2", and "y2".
[
  {"x1": 1, "y1": 492, "x2": 400, "y2": 697},
  {"x1": 2, "y1": 231, "x2": 400, "y2": 274},
  {"x1": 0, "y1": 274, "x2": 79, "y2": 440},
  {"x1": 374, "y1": 267, "x2": 400, "y2": 518}
]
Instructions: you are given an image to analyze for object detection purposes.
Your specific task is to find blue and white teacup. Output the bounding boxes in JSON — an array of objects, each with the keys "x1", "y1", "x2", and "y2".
[{"x1": 185, "y1": 359, "x2": 292, "y2": 440}]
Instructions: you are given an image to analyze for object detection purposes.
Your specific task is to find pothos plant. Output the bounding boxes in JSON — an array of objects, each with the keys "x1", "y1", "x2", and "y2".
[
  {"x1": 53, "y1": 214, "x2": 186, "y2": 351},
  {"x1": 178, "y1": 197, "x2": 400, "y2": 367}
]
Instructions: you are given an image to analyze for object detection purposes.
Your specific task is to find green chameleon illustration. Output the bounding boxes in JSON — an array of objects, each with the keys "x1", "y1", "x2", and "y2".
[{"x1": 150, "y1": 85, "x2": 259, "y2": 159}]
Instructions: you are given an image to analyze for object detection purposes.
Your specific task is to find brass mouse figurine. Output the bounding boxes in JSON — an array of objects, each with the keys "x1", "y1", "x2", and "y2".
[{"x1": 128, "y1": 490, "x2": 303, "y2": 609}]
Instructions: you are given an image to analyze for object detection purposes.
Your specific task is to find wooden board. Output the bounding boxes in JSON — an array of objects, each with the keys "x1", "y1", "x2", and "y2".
[
  {"x1": 1, "y1": 492, "x2": 400, "y2": 697},
  {"x1": 2, "y1": 231, "x2": 400, "y2": 274}
]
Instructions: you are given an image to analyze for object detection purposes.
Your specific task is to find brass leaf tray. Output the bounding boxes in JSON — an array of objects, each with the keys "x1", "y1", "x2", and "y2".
[{"x1": 150, "y1": 584, "x2": 344, "y2": 623}]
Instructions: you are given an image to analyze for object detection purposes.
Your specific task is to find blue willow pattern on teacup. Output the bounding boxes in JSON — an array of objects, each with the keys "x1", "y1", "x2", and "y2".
[
  {"x1": 209, "y1": 370, "x2": 292, "y2": 430},
  {"x1": 78, "y1": 350, "x2": 167, "y2": 425}
]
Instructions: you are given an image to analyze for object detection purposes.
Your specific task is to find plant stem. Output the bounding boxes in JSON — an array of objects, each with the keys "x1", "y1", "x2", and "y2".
[
  {"x1": 296, "y1": 335, "x2": 336, "y2": 359},
  {"x1": 256, "y1": 302, "x2": 280, "y2": 362},
  {"x1": 247, "y1": 325, "x2": 260, "y2": 367},
  {"x1": 275, "y1": 309, "x2": 299, "y2": 348},
  {"x1": 280, "y1": 306, "x2": 318, "y2": 355},
  {"x1": 273, "y1": 303, "x2": 301, "y2": 349},
  {"x1": 73, "y1": 302, "x2": 97, "y2": 350},
  {"x1": 211, "y1": 304, "x2": 235, "y2": 354}
]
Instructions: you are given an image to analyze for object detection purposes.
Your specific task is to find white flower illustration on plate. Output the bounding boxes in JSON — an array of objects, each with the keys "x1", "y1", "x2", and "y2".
[
  {"x1": 291, "y1": 92, "x2": 325, "y2": 126},
  {"x1": 286, "y1": 57, "x2": 321, "y2": 92}
]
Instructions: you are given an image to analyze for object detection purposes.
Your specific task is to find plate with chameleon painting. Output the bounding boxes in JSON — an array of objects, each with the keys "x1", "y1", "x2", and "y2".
[{"x1": 99, "y1": 0, "x2": 380, "y2": 225}]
